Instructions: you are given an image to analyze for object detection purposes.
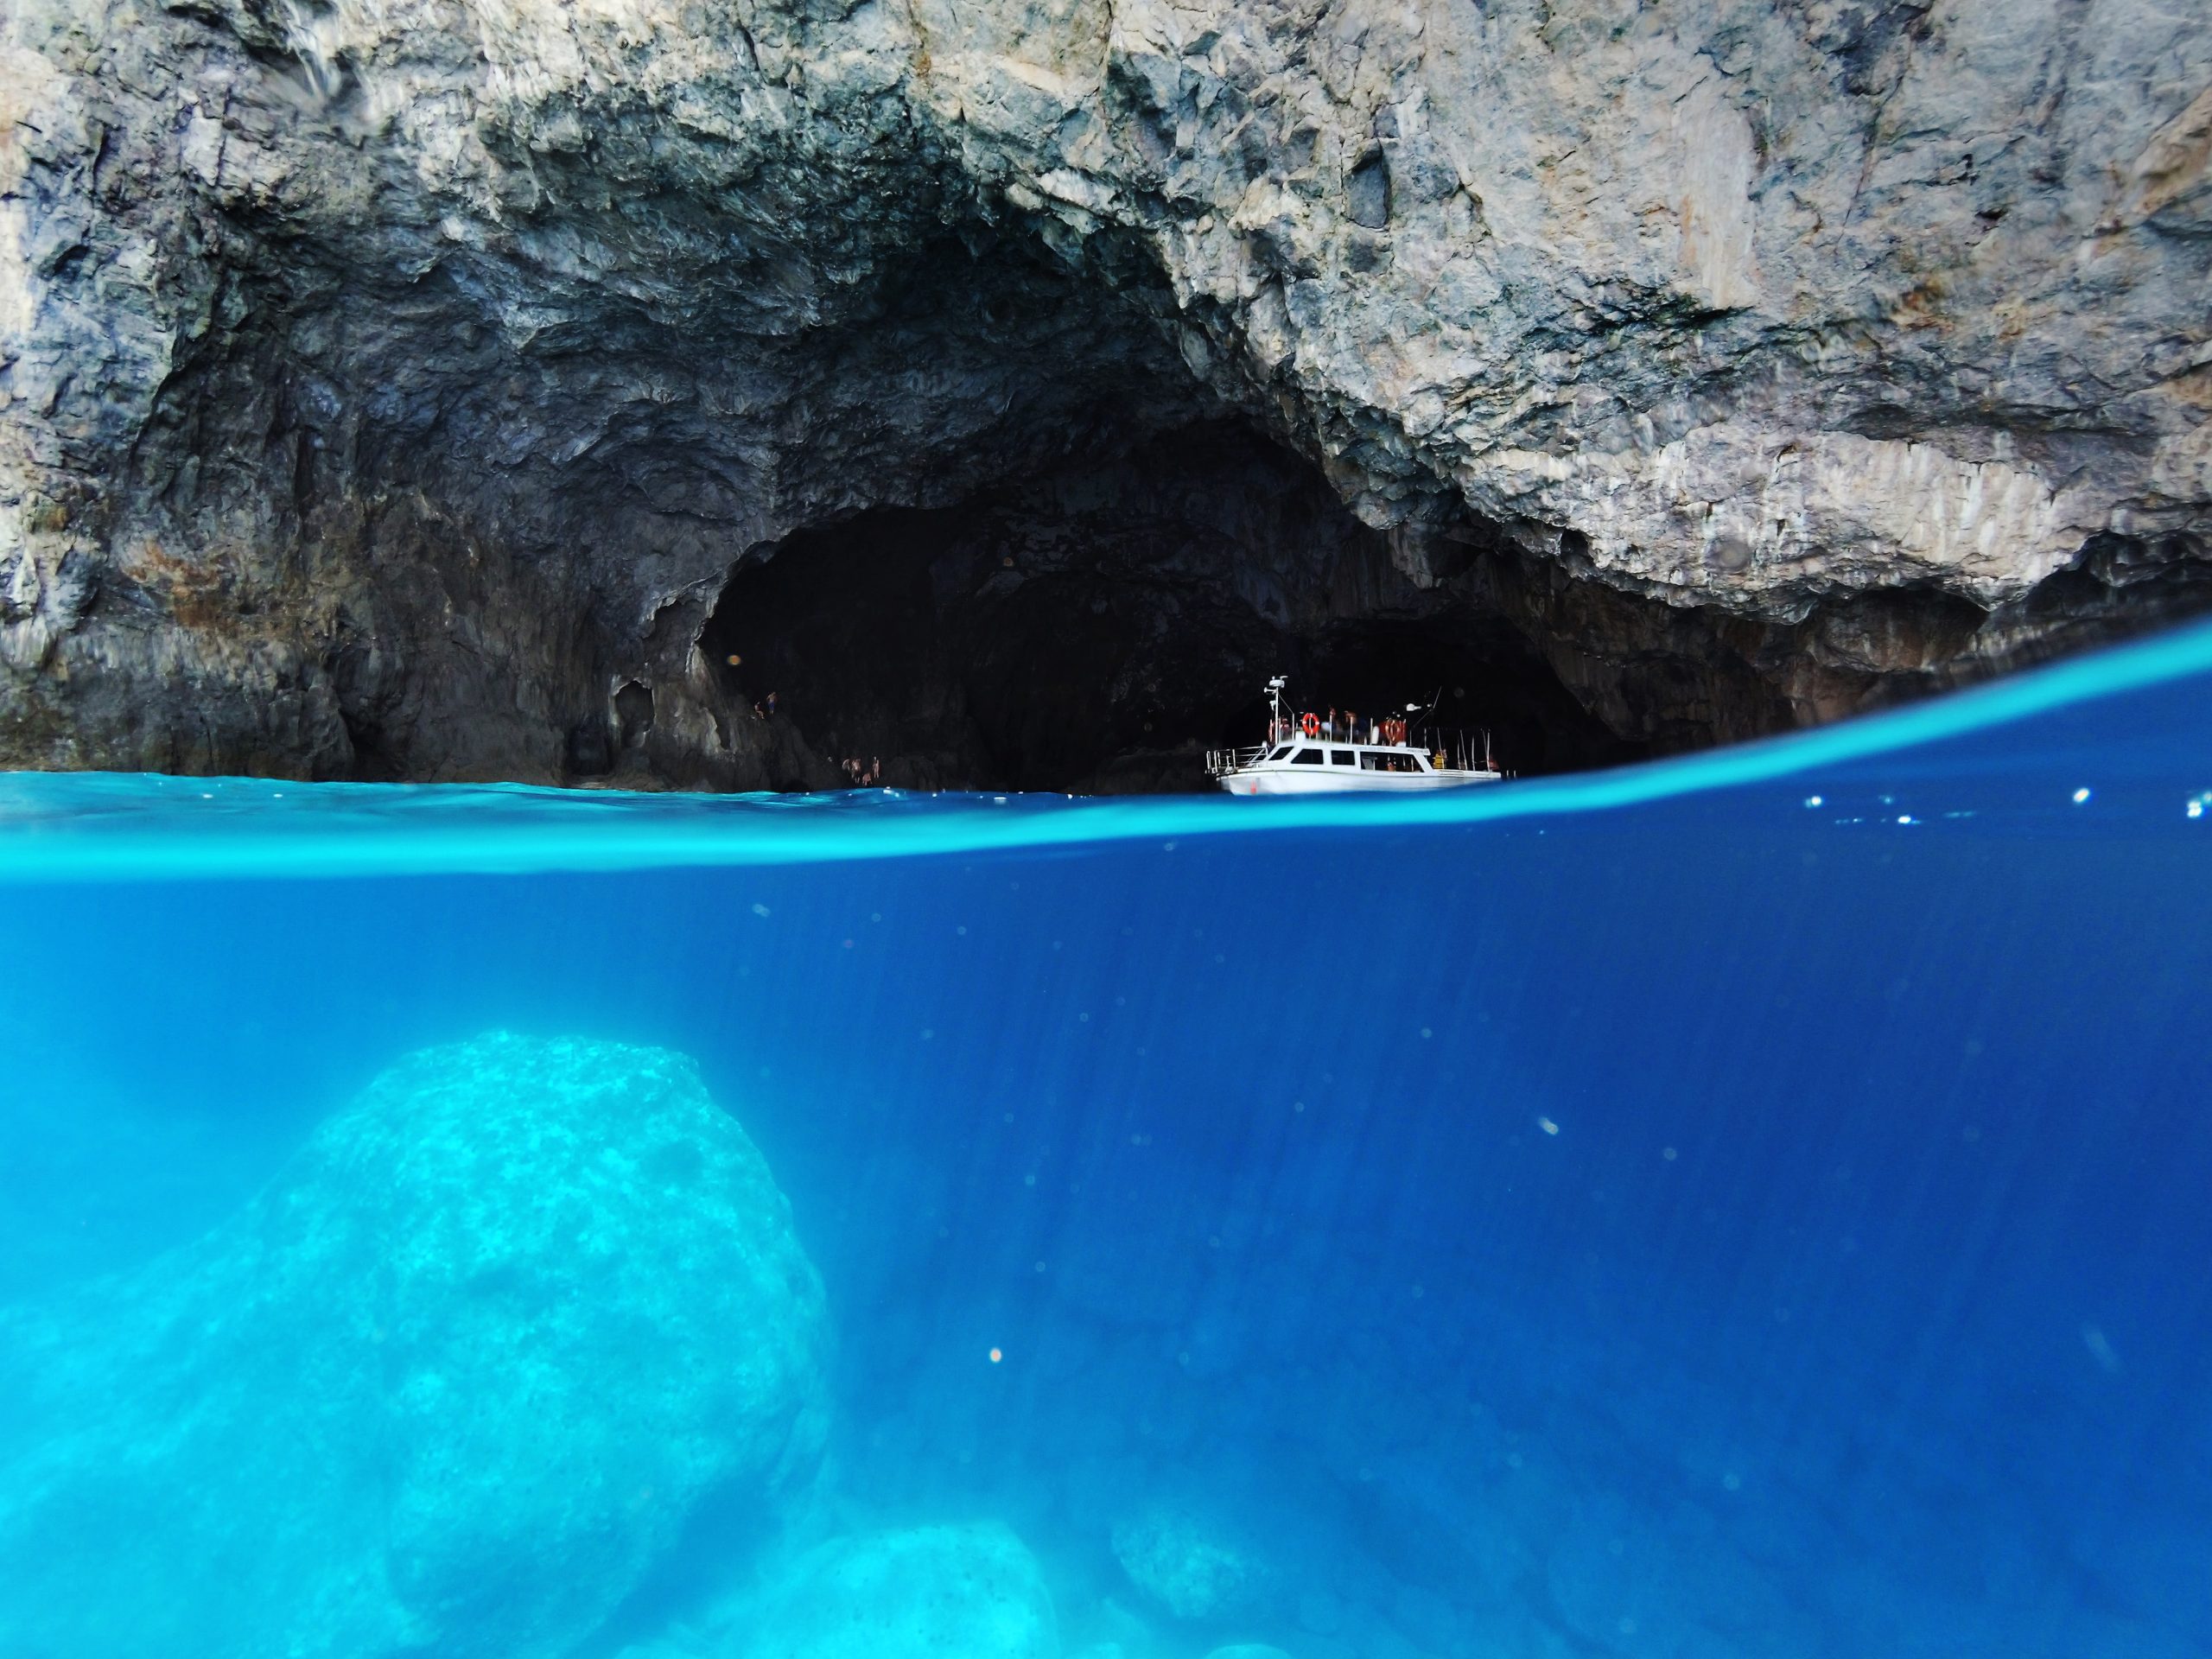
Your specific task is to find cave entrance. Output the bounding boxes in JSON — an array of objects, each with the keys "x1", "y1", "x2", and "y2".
[{"x1": 699, "y1": 422, "x2": 1640, "y2": 793}]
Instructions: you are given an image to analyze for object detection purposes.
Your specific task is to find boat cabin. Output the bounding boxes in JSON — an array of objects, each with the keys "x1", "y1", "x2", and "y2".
[{"x1": 1255, "y1": 741, "x2": 1437, "y2": 773}]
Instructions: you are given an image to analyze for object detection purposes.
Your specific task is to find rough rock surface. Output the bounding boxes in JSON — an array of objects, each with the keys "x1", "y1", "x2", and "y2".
[
  {"x1": 732, "y1": 1523, "x2": 1060, "y2": 1659},
  {"x1": 1112, "y1": 1502, "x2": 1271, "y2": 1622},
  {"x1": 3, "y1": 0, "x2": 2210, "y2": 783},
  {"x1": 0, "y1": 1032, "x2": 830, "y2": 1659}
]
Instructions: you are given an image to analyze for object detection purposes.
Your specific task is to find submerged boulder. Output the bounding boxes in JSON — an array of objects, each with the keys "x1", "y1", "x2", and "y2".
[
  {"x1": 735, "y1": 1522, "x2": 1058, "y2": 1659},
  {"x1": 1112, "y1": 1502, "x2": 1271, "y2": 1622},
  {"x1": 0, "y1": 1033, "x2": 830, "y2": 1659}
]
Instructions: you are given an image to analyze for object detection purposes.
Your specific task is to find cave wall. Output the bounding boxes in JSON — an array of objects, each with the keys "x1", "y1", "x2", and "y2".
[{"x1": 3, "y1": 0, "x2": 2210, "y2": 785}]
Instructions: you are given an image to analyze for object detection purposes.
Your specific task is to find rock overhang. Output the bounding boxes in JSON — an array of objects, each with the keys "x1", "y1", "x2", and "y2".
[{"x1": 3, "y1": 0, "x2": 2209, "y2": 785}]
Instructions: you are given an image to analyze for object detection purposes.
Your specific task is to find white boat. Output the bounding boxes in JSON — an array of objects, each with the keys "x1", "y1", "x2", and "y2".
[{"x1": 1206, "y1": 677, "x2": 1506, "y2": 796}]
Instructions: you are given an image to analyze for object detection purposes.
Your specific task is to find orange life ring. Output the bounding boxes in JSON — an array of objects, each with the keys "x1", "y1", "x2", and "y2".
[{"x1": 1300, "y1": 712, "x2": 1320, "y2": 737}]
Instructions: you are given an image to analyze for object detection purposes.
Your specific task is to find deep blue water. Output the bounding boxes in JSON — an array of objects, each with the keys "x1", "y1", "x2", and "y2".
[{"x1": 3, "y1": 622, "x2": 2210, "y2": 1659}]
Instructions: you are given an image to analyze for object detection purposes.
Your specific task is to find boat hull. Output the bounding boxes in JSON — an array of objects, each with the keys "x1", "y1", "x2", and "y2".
[{"x1": 1215, "y1": 768, "x2": 1500, "y2": 796}]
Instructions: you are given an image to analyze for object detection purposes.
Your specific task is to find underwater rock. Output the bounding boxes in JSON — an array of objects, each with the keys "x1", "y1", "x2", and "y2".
[
  {"x1": 1542, "y1": 1491, "x2": 1795, "y2": 1658},
  {"x1": 734, "y1": 1522, "x2": 1058, "y2": 1659},
  {"x1": 1112, "y1": 1503, "x2": 1270, "y2": 1622},
  {"x1": 0, "y1": 1033, "x2": 830, "y2": 1659}
]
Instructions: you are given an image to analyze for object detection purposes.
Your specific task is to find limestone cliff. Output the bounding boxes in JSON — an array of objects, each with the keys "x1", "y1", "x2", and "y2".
[{"x1": 3, "y1": 0, "x2": 2208, "y2": 785}]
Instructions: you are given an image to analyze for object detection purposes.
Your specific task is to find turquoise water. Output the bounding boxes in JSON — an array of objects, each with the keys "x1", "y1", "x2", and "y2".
[{"x1": 3, "y1": 622, "x2": 2210, "y2": 1659}]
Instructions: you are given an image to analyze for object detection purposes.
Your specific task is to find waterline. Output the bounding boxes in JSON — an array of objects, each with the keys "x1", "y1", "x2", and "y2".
[{"x1": 4, "y1": 615, "x2": 2210, "y2": 883}]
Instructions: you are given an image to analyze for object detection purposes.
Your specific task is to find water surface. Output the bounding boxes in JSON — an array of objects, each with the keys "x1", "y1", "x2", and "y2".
[{"x1": 2, "y1": 622, "x2": 2209, "y2": 1659}]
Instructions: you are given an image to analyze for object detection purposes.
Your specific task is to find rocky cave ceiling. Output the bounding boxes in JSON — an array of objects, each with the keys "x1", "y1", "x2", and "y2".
[{"x1": 3, "y1": 0, "x2": 2210, "y2": 790}]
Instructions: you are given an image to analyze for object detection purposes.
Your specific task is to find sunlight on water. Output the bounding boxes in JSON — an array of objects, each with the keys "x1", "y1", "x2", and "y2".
[{"x1": 1, "y1": 620, "x2": 2209, "y2": 1659}]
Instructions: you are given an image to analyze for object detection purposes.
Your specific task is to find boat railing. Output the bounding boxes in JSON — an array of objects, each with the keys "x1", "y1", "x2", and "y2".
[
  {"x1": 1210, "y1": 685, "x2": 1516, "y2": 779},
  {"x1": 1203, "y1": 739, "x2": 1513, "y2": 779},
  {"x1": 1207, "y1": 732, "x2": 1511, "y2": 777},
  {"x1": 1420, "y1": 727, "x2": 1507, "y2": 775}
]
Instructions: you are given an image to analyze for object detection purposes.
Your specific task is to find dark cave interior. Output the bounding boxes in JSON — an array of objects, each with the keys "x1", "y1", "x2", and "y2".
[{"x1": 699, "y1": 422, "x2": 1644, "y2": 793}]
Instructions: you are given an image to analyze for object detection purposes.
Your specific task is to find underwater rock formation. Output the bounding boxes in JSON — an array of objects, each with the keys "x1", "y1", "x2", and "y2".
[
  {"x1": 0, "y1": 1033, "x2": 829, "y2": 1659},
  {"x1": 1112, "y1": 1503, "x2": 1271, "y2": 1623},
  {"x1": 3, "y1": 0, "x2": 2210, "y2": 783},
  {"x1": 731, "y1": 1523, "x2": 1059, "y2": 1659}
]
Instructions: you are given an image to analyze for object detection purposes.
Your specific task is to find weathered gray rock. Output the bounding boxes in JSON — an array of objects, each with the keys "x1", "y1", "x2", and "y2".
[
  {"x1": 0, "y1": 1033, "x2": 830, "y2": 1659},
  {"x1": 3, "y1": 0, "x2": 2209, "y2": 782}
]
